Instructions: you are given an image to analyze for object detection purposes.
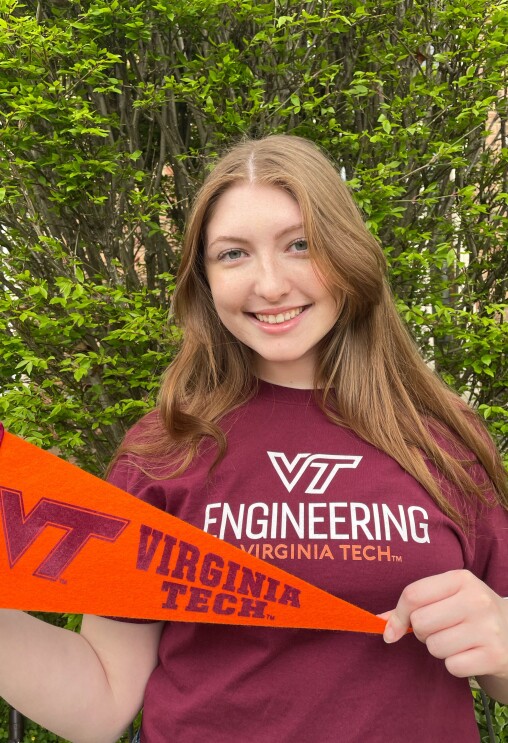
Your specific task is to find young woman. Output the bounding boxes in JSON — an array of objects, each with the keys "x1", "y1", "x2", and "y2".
[{"x1": 0, "y1": 135, "x2": 507, "y2": 743}]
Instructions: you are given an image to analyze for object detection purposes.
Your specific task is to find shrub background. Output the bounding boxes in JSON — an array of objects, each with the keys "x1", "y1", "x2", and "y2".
[{"x1": 0, "y1": 1, "x2": 506, "y2": 740}]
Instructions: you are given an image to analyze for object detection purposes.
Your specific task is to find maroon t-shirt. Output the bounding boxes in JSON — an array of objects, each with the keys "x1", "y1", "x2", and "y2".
[{"x1": 108, "y1": 382, "x2": 508, "y2": 742}]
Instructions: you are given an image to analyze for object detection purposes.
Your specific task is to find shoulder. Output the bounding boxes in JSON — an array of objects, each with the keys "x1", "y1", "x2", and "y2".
[
  {"x1": 122, "y1": 409, "x2": 163, "y2": 444},
  {"x1": 107, "y1": 409, "x2": 169, "y2": 509}
]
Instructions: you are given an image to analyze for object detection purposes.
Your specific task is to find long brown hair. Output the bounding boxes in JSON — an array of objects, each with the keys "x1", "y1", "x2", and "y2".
[{"x1": 114, "y1": 134, "x2": 507, "y2": 524}]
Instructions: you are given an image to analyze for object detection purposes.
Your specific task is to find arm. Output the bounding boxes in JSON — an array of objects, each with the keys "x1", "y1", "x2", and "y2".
[
  {"x1": 0, "y1": 610, "x2": 164, "y2": 743},
  {"x1": 381, "y1": 570, "x2": 508, "y2": 704}
]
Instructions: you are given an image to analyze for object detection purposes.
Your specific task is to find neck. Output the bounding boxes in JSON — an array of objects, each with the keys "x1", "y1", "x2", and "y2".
[{"x1": 254, "y1": 361, "x2": 316, "y2": 389}]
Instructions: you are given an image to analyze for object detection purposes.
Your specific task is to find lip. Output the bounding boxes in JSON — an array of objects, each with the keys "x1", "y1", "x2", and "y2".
[{"x1": 247, "y1": 305, "x2": 310, "y2": 333}]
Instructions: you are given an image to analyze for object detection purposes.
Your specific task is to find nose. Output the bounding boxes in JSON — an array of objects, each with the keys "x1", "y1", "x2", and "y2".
[{"x1": 254, "y1": 256, "x2": 291, "y2": 302}]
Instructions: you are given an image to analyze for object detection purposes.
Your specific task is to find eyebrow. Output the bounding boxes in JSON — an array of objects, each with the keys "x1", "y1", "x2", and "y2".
[{"x1": 207, "y1": 223, "x2": 304, "y2": 250}]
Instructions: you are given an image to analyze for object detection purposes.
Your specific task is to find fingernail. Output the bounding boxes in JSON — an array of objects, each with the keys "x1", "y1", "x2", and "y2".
[{"x1": 384, "y1": 623, "x2": 396, "y2": 643}]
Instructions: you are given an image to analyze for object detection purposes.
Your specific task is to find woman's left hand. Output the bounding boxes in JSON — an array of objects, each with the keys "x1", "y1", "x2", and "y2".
[{"x1": 381, "y1": 569, "x2": 508, "y2": 680}]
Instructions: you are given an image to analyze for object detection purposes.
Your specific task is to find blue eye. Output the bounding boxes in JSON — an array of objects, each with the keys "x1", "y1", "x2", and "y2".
[
  {"x1": 290, "y1": 239, "x2": 308, "y2": 253},
  {"x1": 219, "y1": 249, "x2": 245, "y2": 261}
]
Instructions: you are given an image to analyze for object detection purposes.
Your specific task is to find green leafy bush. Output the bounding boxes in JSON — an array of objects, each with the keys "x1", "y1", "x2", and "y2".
[{"x1": 0, "y1": 0, "x2": 506, "y2": 739}]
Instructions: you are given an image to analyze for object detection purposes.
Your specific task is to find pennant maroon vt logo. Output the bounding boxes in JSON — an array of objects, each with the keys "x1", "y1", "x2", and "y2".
[{"x1": 0, "y1": 488, "x2": 129, "y2": 581}]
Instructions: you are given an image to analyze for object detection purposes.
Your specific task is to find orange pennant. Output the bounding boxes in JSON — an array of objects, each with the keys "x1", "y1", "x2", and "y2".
[{"x1": 0, "y1": 424, "x2": 385, "y2": 633}]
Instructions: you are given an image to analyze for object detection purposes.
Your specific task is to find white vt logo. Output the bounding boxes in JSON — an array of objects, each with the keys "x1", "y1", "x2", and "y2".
[{"x1": 267, "y1": 452, "x2": 362, "y2": 494}]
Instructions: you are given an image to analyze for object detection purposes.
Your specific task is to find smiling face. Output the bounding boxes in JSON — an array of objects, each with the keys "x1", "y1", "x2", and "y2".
[{"x1": 204, "y1": 182, "x2": 340, "y2": 388}]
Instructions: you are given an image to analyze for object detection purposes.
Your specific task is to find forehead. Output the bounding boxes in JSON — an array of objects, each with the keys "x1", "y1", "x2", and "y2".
[{"x1": 205, "y1": 182, "x2": 302, "y2": 241}]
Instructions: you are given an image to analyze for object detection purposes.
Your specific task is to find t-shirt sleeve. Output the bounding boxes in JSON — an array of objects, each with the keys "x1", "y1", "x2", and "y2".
[
  {"x1": 107, "y1": 408, "x2": 170, "y2": 511},
  {"x1": 430, "y1": 423, "x2": 508, "y2": 597},
  {"x1": 469, "y1": 496, "x2": 508, "y2": 597},
  {"x1": 107, "y1": 454, "x2": 168, "y2": 512}
]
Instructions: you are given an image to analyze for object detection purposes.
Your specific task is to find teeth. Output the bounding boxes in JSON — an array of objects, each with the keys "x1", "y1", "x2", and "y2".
[{"x1": 254, "y1": 307, "x2": 305, "y2": 324}]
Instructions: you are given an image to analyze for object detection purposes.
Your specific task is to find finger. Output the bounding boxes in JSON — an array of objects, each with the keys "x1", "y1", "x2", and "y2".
[
  {"x1": 424, "y1": 624, "x2": 477, "y2": 660},
  {"x1": 384, "y1": 571, "x2": 466, "y2": 643},
  {"x1": 409, "y1": 594, "x2": 467, "y2": 642},
  {"x1": 445, "y1": 647, "x2": 496, "y2": 679}
]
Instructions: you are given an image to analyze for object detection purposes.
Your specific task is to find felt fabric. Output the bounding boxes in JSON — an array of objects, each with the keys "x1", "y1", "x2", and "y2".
[{"x1": 0, "y1": 423, "x2": 384, "y2": 632}]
